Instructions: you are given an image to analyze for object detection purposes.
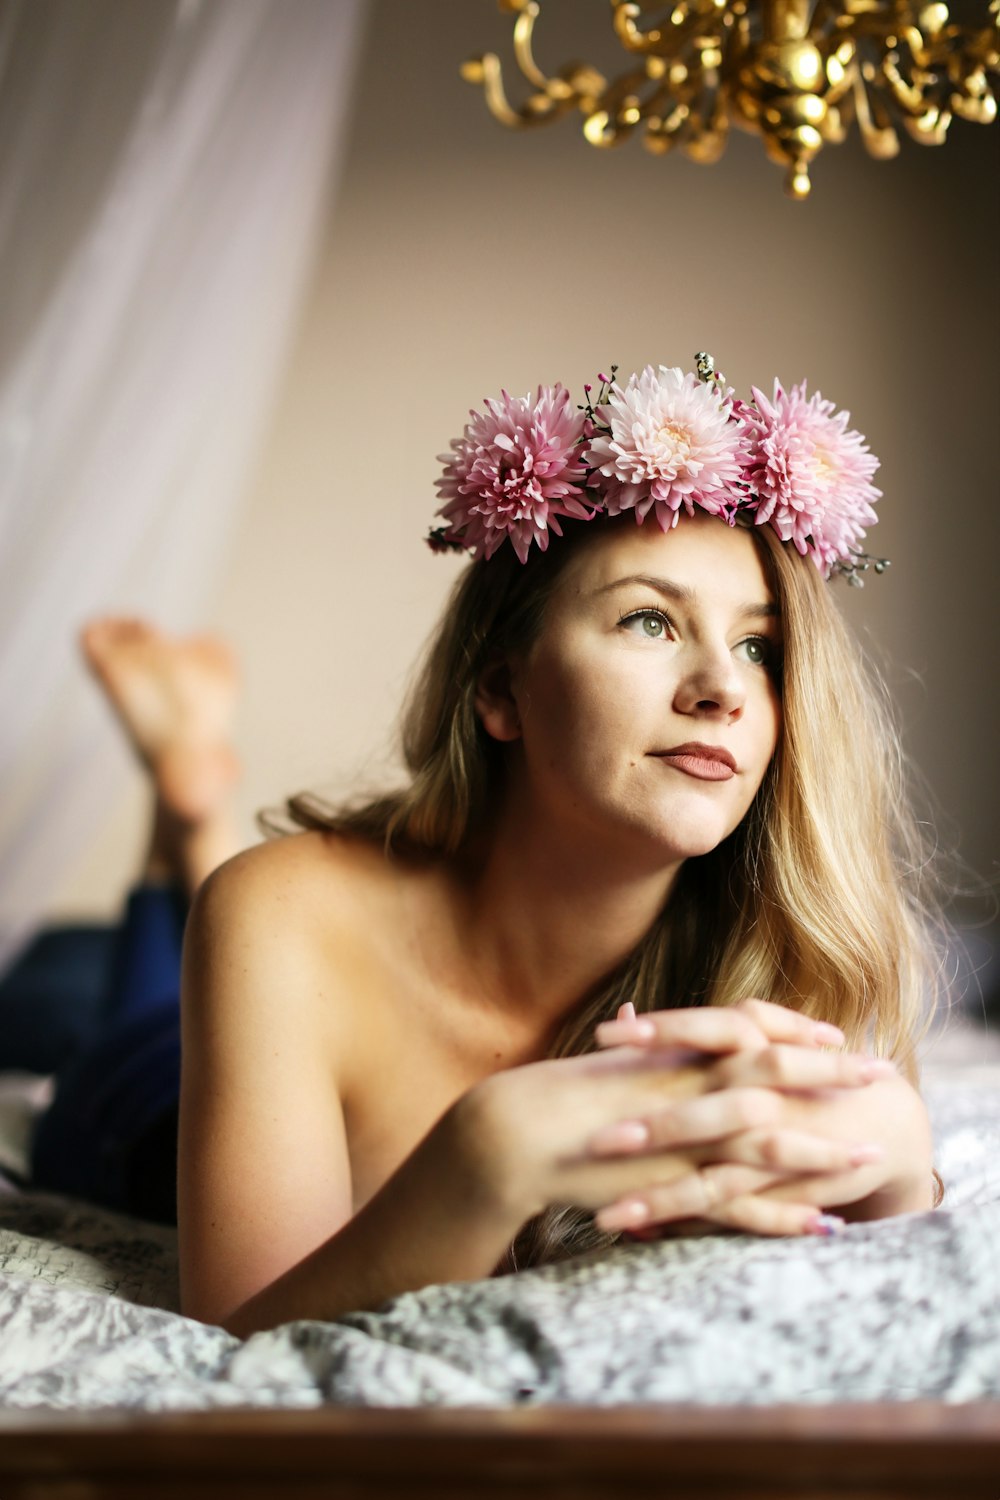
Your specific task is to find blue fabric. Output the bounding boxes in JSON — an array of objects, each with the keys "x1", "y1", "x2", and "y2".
[
  {"x1": 0, "y1": 926, "x2": 116, "y2": 1073},
  {"x1": 25, "y1": 886, "x2": 184, "y2": 1223},
  {"x1": 105, "y1": 885, "x2": 186, "y2": 1025}
]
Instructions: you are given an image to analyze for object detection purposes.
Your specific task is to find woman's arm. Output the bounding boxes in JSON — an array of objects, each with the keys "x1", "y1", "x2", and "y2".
[
  {"x1": 178, "y1": 843, "x2": 526, "y2": 1333},
  {"x1": 179, "y1": 856, "x2": 882, "y2": 1333}
]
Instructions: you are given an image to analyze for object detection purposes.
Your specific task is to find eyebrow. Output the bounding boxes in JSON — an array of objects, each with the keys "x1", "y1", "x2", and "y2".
[{"x1": 595, "y1": 573, "x2": 780, "y2": 620}]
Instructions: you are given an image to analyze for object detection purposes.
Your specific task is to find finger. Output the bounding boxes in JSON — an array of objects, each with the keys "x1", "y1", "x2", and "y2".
[
  {"x1": 588, "y1": 1090, "x2": 887, "y2": 1176},
  {"x1": 596, "y1": 1007, "x2": 769, "y2": 1056},
  {"x1": 711, "y1": 1045, "x2": 897, "y2": 1093},
  {"x1": 594, "y1": 1163, "x2": 779, "y2": 1232},
  {"x1": 588, "y1": 1087, "x2": 782, "y2": 1155},
  {"x1": 706, "y1": 1194, "x2": 848, "y2": 1238},
  {"x1": 732, "y1": 998, "x2": 845, "y2": 1050},
  {"x1": 596, "y1": 1005, "x2": 846, "y2": 1057},
  {"x1": 726, "y1": 1130, "x2": 886, "y2": 1175}
]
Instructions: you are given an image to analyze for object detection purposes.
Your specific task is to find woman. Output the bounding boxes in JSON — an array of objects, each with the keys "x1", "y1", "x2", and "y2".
[
  {"x1": 177, "y1": 358, "x2": 940, "y2": 1335},
  {"x1": 31, "y1": 358, "x2": 941, "y2": 1337}
]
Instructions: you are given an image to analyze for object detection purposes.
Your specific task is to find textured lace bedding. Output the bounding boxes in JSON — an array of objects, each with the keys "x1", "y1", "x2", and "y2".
[{"x1": 0, "y1": 1027, "x2": 998, "y2": 1411}]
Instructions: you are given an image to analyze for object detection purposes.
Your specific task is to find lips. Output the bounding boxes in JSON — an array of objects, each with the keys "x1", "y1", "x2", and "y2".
[{"x1": 653, "y1": 741, "x2": 737, "y2": 781}]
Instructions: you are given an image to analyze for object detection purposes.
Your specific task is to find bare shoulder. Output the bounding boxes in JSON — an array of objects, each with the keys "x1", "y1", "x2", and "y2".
[
  {"x1": 191, "y1": 829, "x2": 387, "y2": 935},
  {"x1": 183, "y1": 830, "x2": 398, "y2": 1061}
]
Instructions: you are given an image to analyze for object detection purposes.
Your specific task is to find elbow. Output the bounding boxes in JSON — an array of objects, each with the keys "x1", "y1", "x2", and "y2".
[
  {"x1": 218, "y1": 1305, "x2": 257, "y2": 1339},
  {"x1": 179, "y1": 1273, "x2": 262, "y2": 1338},
  {"x1": 181, "y1": 1292, "x2": 265, "y2": 1339}
]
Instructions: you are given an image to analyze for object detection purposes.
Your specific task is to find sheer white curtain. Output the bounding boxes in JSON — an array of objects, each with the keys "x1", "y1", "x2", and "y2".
[{"x1": 0, "y1": 0, "x2": 364, "y2": 966}]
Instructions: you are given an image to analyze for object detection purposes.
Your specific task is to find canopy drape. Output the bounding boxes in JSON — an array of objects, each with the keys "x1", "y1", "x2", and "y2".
[{"x1": 0, "y1": 0, "x2": 364, "y2": 965}]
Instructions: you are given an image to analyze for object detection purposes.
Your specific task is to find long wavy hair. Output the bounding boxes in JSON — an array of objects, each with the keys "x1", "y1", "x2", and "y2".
[{"x1": 280, "y1": 516, "x2": 947, "y2": 1267}]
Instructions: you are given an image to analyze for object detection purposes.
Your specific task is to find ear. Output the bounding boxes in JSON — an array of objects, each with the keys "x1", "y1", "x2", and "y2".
[{"x1": 474, "y1": 653, "x2": 522, "y2": 743}]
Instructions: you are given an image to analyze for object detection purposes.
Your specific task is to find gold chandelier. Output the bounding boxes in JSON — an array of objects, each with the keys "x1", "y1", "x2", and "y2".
[{"x1": 463, "y1": 0, "x2": 999, "y2": 197}]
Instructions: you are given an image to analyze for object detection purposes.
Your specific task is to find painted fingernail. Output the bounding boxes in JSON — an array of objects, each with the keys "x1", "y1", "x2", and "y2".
[
  {"x1": 807, "y1": 1213, "x2": 846, "y2": 1237},
  {"x1": 596, "y1": 1198, "x2": 650, "y2": 1232},
  {"x1": 848, "y1": 1143, "x2": 886, "y2": 1165},
  {"x1": 617, "y1": 1001, "x2": 637, "y2": 1023},
  {"x1": 597, "y1": 1018, "x2": 656, "y2": 1042},
  {"x1": 589, "y1": 1120, "x2": 651, "y2": 1155},
  {"x1": 859, "y1": 1059, "x2": 897, "y2": 1081},
  {"x1": 814, "y1": 1022, "x2": 846, "y2": 1046}
]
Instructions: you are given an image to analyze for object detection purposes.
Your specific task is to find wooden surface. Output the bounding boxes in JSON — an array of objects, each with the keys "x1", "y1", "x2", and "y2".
[{"x1": 0, "y1": 1402, "x2": 997, "y2": 1500}]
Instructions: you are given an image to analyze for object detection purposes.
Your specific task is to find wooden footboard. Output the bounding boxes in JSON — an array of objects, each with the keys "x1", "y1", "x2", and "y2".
[{"x1": 0, "y1": 1401, "x2": 997, "y2": 1499}]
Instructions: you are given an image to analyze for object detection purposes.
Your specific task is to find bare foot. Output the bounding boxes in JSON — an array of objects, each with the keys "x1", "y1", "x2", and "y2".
[{"x1": 80, "y1": 618, "x2": 241, "y2": 824}]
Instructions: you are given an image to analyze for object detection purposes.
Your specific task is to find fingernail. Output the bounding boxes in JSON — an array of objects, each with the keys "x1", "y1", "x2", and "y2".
[
  {"x1": 589, "y1": 1120, "x2": 651, "y2": 1155},
  {"x1": 859, "y1": 1059, "x2": 897, "y2": 1081},
  {"x1": 807, "y1": 1213, "x2": 846, "y2": 1237},
  {"x1": 596, "y1": 1199, "x2": 650, "y2": 1232},
  {"x1": 598, "y1": 1018, "x2": 656, "y2": 1042},
  {"x1": 848, "y1": 1143, "x2": 885, "y2": 1165},
  {"x1": 617, "y1": 1001, "x2": 637, "y2": 1023},
  {"x1": 814, "y1": 1022, "x2": 846, "y2": 1046}
]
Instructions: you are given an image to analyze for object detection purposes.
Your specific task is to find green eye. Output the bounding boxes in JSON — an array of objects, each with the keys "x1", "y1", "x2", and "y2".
[
  {"x1": 618, "y1": 607, "x2": 673, "y2": 639},
  {"x1": 738, "y1": 636, "x2": 770, "y2": 666}
]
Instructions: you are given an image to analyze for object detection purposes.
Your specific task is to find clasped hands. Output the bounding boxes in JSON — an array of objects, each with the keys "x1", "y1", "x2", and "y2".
[
  {"x1": 587, "y1": 998, "x2": 904, "y2": 1238},
  {"x1": 467, "y1": 996, "x2": 927, "y2": 1245}
]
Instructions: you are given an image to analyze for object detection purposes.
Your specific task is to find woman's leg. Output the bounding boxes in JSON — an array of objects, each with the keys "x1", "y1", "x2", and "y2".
[
  {"x1": 29, "y1": 619, "x2": 244, "y2": 1220},
  {"x1": 79, "y1": 616, "x2": 243, "y2": 898},
  {"x1": 0, "y1": 925, "x2": 116, "y2": 1073}
]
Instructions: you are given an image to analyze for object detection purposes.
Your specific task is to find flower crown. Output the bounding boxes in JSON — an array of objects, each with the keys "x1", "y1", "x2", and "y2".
[{"x1": 427, "y1": 354, "x2": 888, "y2": 584}]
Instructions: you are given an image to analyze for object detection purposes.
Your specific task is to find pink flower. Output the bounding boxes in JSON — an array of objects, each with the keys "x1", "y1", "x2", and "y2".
[
  {"x1": 741, "y1": 380, "x2": 881, "y2": 574},
  {"x1": 433, "y1": 384, "x2": 595, "y2": 563},
  {"x1": 582, "y1": 364, "x2": 746, "y2": 529}
]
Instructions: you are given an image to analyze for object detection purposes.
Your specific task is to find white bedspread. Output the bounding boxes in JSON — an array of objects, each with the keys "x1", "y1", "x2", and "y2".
[{"x1": 0, "y1": 1035, "x2": 998, "y2": 1410}]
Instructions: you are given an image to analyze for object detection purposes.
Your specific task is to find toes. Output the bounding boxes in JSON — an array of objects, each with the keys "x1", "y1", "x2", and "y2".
[{"x1": 79, "y1": 616, "x2": 157, "y2": 662}]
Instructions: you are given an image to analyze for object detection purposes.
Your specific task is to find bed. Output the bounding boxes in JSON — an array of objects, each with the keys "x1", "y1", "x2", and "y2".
[{"x1": 0, "y1": 1017, "x2": 998, "y2": 1496}]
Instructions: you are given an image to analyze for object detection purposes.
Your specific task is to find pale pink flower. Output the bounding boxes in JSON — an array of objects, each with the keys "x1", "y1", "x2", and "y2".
[
  {"x1": 741, "y1": 380, "x2": 881, "y2": 574},
  {"x1": 433, "y1": 384, "x2": 594, "y2": 563},
  {"x1": 582, "y1": 365, "x2": 746, "y2": 528}
]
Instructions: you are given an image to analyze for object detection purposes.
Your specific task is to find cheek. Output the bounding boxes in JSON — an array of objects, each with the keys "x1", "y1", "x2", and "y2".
[{"x1": 521, "y1": 651, "x2": 643, "y2": 767}]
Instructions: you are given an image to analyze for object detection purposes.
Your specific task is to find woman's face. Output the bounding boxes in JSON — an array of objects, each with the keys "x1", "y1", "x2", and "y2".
[{"x1": 497, "y1": 513, "x2": 783, "y2": 864}]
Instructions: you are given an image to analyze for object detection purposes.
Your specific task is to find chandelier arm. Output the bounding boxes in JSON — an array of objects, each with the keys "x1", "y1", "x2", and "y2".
[
  {"x1": 950, "y1": 73, "x2": 997, "y2": 122},
  {"x1": 644, "y1": 100, "x2": 694, "y2": 149},
  {"x1": 511, "y1": 0, "x2": 562, "y2": 90},
  {"x1": 881, "y1": 53, "x2": 932, "y2": 114},
  {"x1": 582, "y1": 64, "x2": 677, "y2": 147},
  {"x1": 461, "y1": 51, "x2": 588, "y2": 127},
  {"x1": 900, "y1": 101, "x2": 952, "y2": 142},
  {"x1": 852, "y1": 66, "x2": 901, "y2": 154},
  {"x1": 613, "y1": 1, "x2": 670, "y2": 55}
]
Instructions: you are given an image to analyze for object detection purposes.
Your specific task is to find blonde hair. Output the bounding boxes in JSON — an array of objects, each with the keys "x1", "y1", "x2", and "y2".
[{"x1": 283, "y1": 517, "x2": 947, "y2": 1266}]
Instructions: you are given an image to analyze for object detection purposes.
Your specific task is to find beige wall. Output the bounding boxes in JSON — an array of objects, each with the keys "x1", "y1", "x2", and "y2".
[{"x1": 56, "y1": 0, "x2": 999, "y2": 917}]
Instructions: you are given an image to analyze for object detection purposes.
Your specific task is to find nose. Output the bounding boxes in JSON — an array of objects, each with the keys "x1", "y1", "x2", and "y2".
[{"x1": 672, "y1": 642, "x2": 746, "y2": 720}]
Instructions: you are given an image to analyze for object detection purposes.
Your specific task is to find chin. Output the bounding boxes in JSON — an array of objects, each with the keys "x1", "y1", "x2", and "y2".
[{"x1": 637, "y1": 800, "x2": 748, "y2": 862}]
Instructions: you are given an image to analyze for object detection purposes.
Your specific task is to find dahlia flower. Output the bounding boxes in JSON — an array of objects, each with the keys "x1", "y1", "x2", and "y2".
[
  {"x1": 433, "y1": 384, "x2": 594, "y2": 563},
  {"x1": 741, "y1": 380, "x2": 881, "y2": 574},
  {"x1": 582, "y1": 364, "x2": 747, "y2": 528}
]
